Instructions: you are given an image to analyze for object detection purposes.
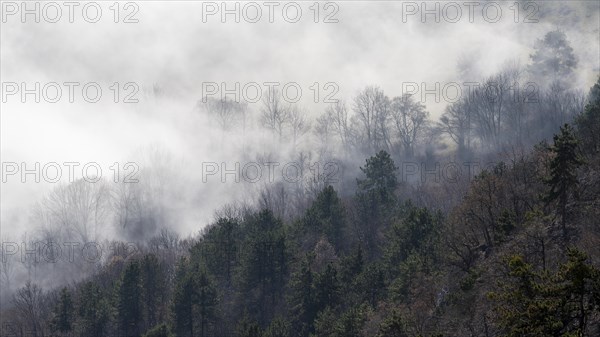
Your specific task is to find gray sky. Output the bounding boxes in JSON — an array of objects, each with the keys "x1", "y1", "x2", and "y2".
[{"x1": 1, "y1": 0, "x2": 599, "y2": 238}]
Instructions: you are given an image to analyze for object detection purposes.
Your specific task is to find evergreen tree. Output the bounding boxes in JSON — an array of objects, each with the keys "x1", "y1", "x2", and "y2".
[
  {"x1": 314, "y1": 263, "x2": 341, "y2": 312},
  {"x1": 172, "y1": 258, "x2": 195, "y2": 337},
  {"x1": 376, "y1": 310, "x2": 409, "y2": 337},
  {"x1": 237, "y1": 210, "x2": 288, "y2": 323},
  {"x1": 384, "y1": 202, "x2": 441, "y2": 277},
  {"x1": 357, "y1": 150, "x2": 398, "y2": 206},
  {"x1": 143, "y1": 323, "x2": 174, "y2": 337},
  {"x1": 237, "y1": 313, "x2": 264, "y2": 337},
  {"x1": 357, "y1": 263, "x2": 386, "y2": 308},
  {"x1": 289, "y1": 255, "x2": 317, "y2": 337},
  {"x1": 489, "y1": 249, "x2": 600, "y2": 336},
  {"x1": 141, "y1": 254, "x2": 165, "y2": 330},
  {"x1": 301, "y1": 186, "x2": 347, "y2": 250},
  {"x1": 195, "y1": 266, "x2": 218, "y2": 337},
  {"x1": 194, "y1": 217, "x2": 241, "y2": 286},
  {"x1": 264, "y1": 317, "x2": 292, "y2": 337},
  {"x1": 575, "y1": 76, "x2": 600, "y2": 155},
  {"x1": 117, "y1": 260, "x2": 143, "y2": 336},
  {"x1": 332, "y1": 306, "x2": 366, "y2": 337},
  {"x1": 50, "y1": 287, "x2": 74, "y2": 336},
  {"x1": 544, "y1": 124, "x2": 583, "y2": 240},
  {"x1": 355, "y1": 150, "x2": 399, "y2": 257},
  {"x1": 529, "y1": 29, "x2": 578, "y2": 83},
  {"x1": 77, "y1": 281, "x2": 110, "y2": 337}
]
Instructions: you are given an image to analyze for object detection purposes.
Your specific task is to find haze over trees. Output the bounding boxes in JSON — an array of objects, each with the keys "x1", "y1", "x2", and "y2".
[{"x1": 1, "y1": 29, "x2": 599, "y2": 337}]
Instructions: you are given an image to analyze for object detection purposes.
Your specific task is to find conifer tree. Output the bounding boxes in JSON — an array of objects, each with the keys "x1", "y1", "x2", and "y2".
[{"x1": 544, "y1": 124, "x2": 583, "y2": 240}]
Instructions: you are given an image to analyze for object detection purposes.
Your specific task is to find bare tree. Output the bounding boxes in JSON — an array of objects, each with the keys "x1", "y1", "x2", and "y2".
[
  {"x1": 314, "y1": 111, "x2": 334, "y2": 157},
  {"x1": 260, "y1": 89, "x2": 290, "y2": 143},
  {"x1": 0, "y1": 235, "x2": 16, "y2": 293},
  {"x1": 289, "y1": 105, "x2": 311, "y2": 148},
  {"x1": 12, "y1": 281, "x2": 46, "y2": 337},
  {"x1": 40, "y1": 179, "x2": 110, "y2": 244},
  {"x1": 352, "y1": 86, "x2": 391, "y2": 153},
  {"x1": 198, "y1": 97, "x2": 248, "y2": 132},
  {"x1": 327, "y1": 100, "x2": 351, "y2": 156},
  {"x1": 439, "y1": 99, "x2": 473, "y2": 156},
  {"x1": 390, "y1": 94, "x2": 429, "y2": 158}
]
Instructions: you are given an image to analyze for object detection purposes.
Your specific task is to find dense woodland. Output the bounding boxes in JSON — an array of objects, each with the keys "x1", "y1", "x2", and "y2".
[{"x1": 1, "y1": 30, "x2": 600, "y2": 336}]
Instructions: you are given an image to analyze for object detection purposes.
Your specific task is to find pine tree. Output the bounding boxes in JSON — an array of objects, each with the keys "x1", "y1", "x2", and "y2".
[
  {"x1": 332, "y1": 306, "x2": 366, "y2": 337},
  {"x1": 355, "y1": 150, "x2": 399, "y2": 257},
  {"x1": 314, "y1": 263, "x2": 341, "y2": 312},
  {"x1": 488, "y1": 249, "x2": 600, "y2": 336},
  {"x1": 50, "y1": 287, "x2": 74, "y2": 336},
  {"x1": 376, "y1": 310, "x2": 409, "y2": 337},
  {"x1": 301, "y1": 186, "x2": 347, "y2": 250},
  {"x1": 194, "y1": 217, "x2": 241, "y2": 287},
  {"x1": 141, "y1": 254, "x2": 165, "y2": 330},
  {"x1": 289, "y1": 255, "x2": 317, "y2": 337},
  {"x1": 264, "y1": 317, "x2": 291, "y2": 337},
  {"x1": 357, "y1": 150, "x2": 398, "y2": 206},
  {"x1": 77, "y1": 281, "x2": 110, "y2": 337},
  {"x1": 172, "y1": 258, "x2": 195, "y2": 337},
  {"x1": 529, "y1": 29, "x2": 578, "y2": 83},
  {"x1": 544, "y1": 123, "x2": 583, "y2": 241},
  {"x1": 195, "y1": 266, "x2": 218, "y2": 337},
  {"x1": 237, "y1": 313, "x2": 263, "y2": 337},
  {"x1": 117, "y1": 260, "x2": 143, "y2": 336},
  {"x1": 237, "y1": 210, "x2": 288, "y2": 323},
  {"x1": 575, "y1": 76, "x2": 600, "y2": 155},
  {"x1": 143, "y1": 323, "x2": 174, "y2": 337}
]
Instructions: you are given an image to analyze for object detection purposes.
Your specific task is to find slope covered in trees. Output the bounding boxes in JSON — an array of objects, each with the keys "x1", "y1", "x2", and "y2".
[{"x1": 1, "y1": 29, "x2": 599, "y2": 336}]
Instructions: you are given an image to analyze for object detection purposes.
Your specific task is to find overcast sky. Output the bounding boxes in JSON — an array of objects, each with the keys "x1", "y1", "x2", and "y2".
[{"x1": 1, "y1": 0, "x2": 599, "y2": 238}]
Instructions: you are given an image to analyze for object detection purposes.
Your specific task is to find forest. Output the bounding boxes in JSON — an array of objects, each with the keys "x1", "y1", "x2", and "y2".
[{"x1": 1, "y1": 28, "x2": 600, "y2": 337}]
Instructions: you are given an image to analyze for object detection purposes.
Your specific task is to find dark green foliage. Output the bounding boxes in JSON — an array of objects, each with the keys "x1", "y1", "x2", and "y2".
[
  {"x1": 264, "y1": 317, "x2": 292, "y2": 337},
  {"x1": 77, "y1": 281, "x2": 111, "y2": 337},
  {"x1": 357, "y1": 262, "x2": 386, "y2": 308},
  {"x1": 117, "y1": 260, "x2": 143, "y2": 336},
  {"x1": 489, "y1": 249, "x2": 600, "y2": 337},
  {"x1": 171, "y1": 258, "x2": 218, "y2": 337},
  {"x1": 237, "y1": 209, "x2": 288, "y2": 323},
  {"x1": 141, "y1": 254, "x2": 165, "y2": 330},
  {"x1": 195, "y1": 266, "x2": 219, "y2": 337},
  {"x1": 575, "y1": 76, "x2": 600, "y2": 155},
  {"x1": 314, "y1": 263, "x2": 341, "y2": 311},
  {"x1": 289, "y1": 256, "x2": 317, "y2": 337},
  {"x1": 356, "y1": 150, "x2": 399, "y2": 257},
  {"x1": 356, "y1": 150, "x2": 398, "y2": 207},
  {"x1": 332, "y1": 306, "x2": 367, "y2": 337},
  {"x1": 143, "y1": 323, "x2": 174, "y2": 337},
  {"x1": 50, "y1": 287, "x2": 74, "y2": 335},
  {"x1": 384, "y1": 202, "x2": 442, "y2": 278},
  {"x1": 544, "y1": 123, "x2": 583, "y2": 239},
  {"x1": 376, "y1": 310, "x2": 409, "y2": 337},
  {"x1": 237, "y1": 313, "x2": 264, "y2": 337},
  {"x1": 193, "y1": 217, "x2": 241, "y2": 286},
  {"x1": 172, "y1": 258, "x2": 195, "y2": 337},
  {"x1": 300, "y1": 185, "x2": 347, "y2": 250},
  {"x1": 30, "y1": 103, "x2": 600, "y2": 337}
]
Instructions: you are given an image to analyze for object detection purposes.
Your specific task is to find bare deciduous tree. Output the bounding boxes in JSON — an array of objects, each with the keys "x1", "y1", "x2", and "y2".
[
  {"x1": 260, "y1": 89, "x2": 290, "y2": 143},
  {"x1": 390, "y1": 94, "x2": 429, "y2": 158},
  {"x1": 12, "y1": 281, "x2": 46, "y2": 337},
  {"x1": 439, "y1": 99, "x2": 473, "y2": 156},
  {"x1": 198, "y1": 97, "x2": 248, "y2": 132},
  {"x1": 289, "y1": 105, "x2": 311, "y2": 148},
  {"x1": 352, "y1": 86, "x2": 391, "y2": 153},
  {"x1": 40, "y1": 179, "x2": 110, "y2": 244}
]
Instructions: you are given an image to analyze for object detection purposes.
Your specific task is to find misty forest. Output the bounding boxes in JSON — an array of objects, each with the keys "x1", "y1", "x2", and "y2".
[{"x1": 2, "y1": 2, "x2": 600, "y2": 337}]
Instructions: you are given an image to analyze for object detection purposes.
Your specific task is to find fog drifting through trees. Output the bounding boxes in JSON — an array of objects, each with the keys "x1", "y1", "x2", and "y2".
[{"x1": 1, "y1": 1, "x2": 600, "y2": 336}]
